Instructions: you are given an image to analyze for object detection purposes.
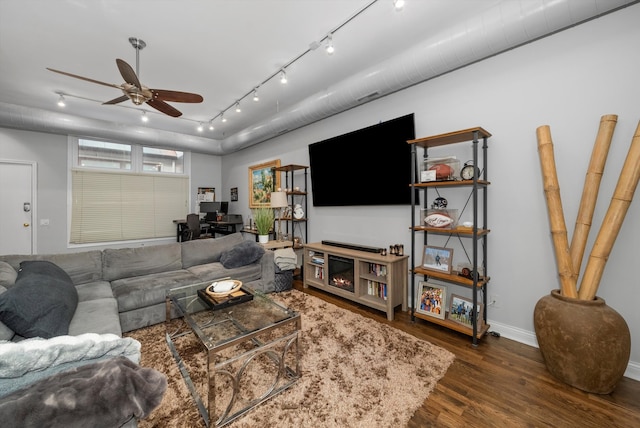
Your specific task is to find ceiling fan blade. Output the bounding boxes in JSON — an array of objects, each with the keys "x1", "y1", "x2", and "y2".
[
  {"x1": 115, "y1": 59, "x2": 142, "y2": 89},
  {"x1": 46, "y1": 67, "x2": 122, "y2": 89},
  {"x1": 102, "y1": 95, "x2": 130, "y2": 105},
  {"x1": 146, "y1": 99, "x2": 182, "y2": 117},
  {"x1": 152, "y1": 89, "x2": 204, "y2": 103}
]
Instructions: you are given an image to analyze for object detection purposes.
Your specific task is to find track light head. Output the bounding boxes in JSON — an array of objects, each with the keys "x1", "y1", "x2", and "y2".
[
  {"x1": 253, "y1": 89, "x2": 259, "y2": 102},
  {"x1": 280, "y1": 69, "x2": 288, "y2": 84},
  {"x1": 393, "y1": 0, "x2": 405, "y2": 11},
  {"x1": 235, "y1": 102, "x2": 241, "y2": 113},
  {"x1": 325, "y1": 33, "x2": 335, "y2": 55},
  {"x1": 221, "y1": 113, "x2": 227, "y2": 123},
  {"x1": 57, "y1": 94, "x2": 66, "y2": 107},
  {"x1": 141, "y1": 111, "x2": 148, "y2": 122},
  {"x1": 208, "y1": 121, "x2": 214, "y2": 131},
  {"x1": 197, "y1": 122, "x2": 204, "y2": 132}
]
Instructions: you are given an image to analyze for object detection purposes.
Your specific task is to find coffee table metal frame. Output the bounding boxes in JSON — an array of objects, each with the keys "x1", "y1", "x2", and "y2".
[{"x1": 166, "y1": 282, "x2": 301, "y2": 427}]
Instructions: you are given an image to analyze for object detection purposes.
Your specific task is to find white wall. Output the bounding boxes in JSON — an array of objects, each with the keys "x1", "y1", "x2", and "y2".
[
  {"x1": 220, "y1": 5, "x2": 640, "y2": 378},
  {"x1": 0, "y1": 129, "x2": 68, "y2": 253},
  {"x1": 0, "y1": 128, "x2": 222, "y2": 253}
]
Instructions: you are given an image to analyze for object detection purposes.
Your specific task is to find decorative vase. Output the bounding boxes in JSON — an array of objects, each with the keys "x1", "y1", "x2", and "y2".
[
  {"x1": 533, "y1": 289, "x2": 630, "y2": 394},
  {"x1": 258, "y1": 234, "x2": 269, "y2": 244}
]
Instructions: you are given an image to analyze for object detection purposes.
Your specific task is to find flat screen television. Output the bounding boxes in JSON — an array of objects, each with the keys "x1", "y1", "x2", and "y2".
[{"x1": 308, "y1": 113, "x2": 416, "y2": 206}]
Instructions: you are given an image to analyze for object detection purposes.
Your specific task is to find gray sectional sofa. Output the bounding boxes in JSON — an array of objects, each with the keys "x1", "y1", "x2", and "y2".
[
  {"x1": 0, "y1": 232, "x2": 275, "y2": 339},
  {"x1": 0, "y1": 232, "x2": 275, "y2": 416}
]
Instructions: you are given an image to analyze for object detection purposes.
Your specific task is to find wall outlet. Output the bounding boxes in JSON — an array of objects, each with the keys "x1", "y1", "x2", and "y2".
[
  {"x1": 40, "y1": 219, "x2": 50, "y2": 226},
  {"x1": 489, "y1": 294, "x2": 500, "y2": 308}
]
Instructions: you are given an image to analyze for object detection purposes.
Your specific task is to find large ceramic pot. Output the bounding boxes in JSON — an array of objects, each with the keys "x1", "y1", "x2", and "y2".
[{"x1": 533, "y1": 289, "x2": 630, "y2": 394}]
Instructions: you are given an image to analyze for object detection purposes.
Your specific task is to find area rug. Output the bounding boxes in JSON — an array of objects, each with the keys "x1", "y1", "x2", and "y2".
[{"x1": 125, "y1": 289, "x2": 455, "y2": 427}]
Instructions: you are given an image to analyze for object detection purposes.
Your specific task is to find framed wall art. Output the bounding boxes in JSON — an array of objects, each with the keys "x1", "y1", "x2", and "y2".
[
  {"x1": 230, "y1": 187, "x2": 238, "y2": 201},
  {"x1": 448, "y1": 294, "x2": 483, "y2": 329},
  {"x1": 197, "y1": 187, "x2": 215, "y2": 202},
  {"x1": 421, "y1": 245, "x2": 453, "y2": 274},
  {"x1": 248, "y1": 160, "x2": 281, "y2": 208},
  {"x1": 416, "y1": 281, "x2": 446, "y2": 320}
]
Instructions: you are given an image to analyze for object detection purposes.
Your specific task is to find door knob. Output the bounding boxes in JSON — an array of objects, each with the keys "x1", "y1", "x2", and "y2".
[{"x1": 23, "y1": 223, "x2": 30, "y2": 227}]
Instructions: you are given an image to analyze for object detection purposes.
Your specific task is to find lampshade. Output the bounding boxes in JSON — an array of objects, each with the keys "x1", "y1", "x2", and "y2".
[{"x1": 270, "y1": 191, "x2": 288, "y2": 208}]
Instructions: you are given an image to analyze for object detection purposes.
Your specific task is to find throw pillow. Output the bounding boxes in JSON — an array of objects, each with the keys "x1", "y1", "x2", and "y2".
[
  {"x1": 0, "y1": 286, "x2": 15, "y2": 341},
  {"x1": 0, "y1": 261, "x2": 17, "y2": 288},
  {"x1": 220, "y1": 240, "x2": 265, "y2": 269},
  {"x1": 0, "y1": 260, "x2": 78, "y2": 339}
]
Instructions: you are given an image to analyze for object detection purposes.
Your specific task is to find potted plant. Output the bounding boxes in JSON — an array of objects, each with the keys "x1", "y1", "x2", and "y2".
[
  {"x1": 534, "y1": 115, "x2": 638, "y2": 394},
  {"x1": 252, "y1": 207, "x2": 274, "y2": 243}
]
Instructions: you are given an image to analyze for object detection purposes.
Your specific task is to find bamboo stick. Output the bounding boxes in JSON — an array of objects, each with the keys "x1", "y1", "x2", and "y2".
[
  {"x1": 579, "y1": 120, "x2": 640, "y2": 300},
  {"x1": 570, "y1": 114, "x2": 618, "y2": 275},
  {"x1": 536, "y1": 125, "x2": 578, "y2": 298}
]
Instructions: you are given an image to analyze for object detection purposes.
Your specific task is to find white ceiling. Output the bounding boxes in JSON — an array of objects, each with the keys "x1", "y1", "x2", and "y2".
[{"x1": 0, "y1": 0, "x2": 633, "y2": 154}]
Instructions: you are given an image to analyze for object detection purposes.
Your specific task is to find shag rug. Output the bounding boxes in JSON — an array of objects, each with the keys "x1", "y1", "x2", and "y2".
[{"x1": 126, "y1": 290, "x2": 455, "y2": 427}]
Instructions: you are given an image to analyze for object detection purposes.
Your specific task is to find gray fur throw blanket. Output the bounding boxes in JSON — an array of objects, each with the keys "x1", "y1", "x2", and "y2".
[{"x1": 0, "y1": 356, "x2": 167, "y2": 427}]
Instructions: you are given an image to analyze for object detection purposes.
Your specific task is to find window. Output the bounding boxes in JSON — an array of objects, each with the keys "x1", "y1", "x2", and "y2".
[
  {"x1": 142, "y1": 147, "x2": 184, "y2": 173},
  {"x1": 78, "y1": 140, "x2": 132, "y2": 170},
  {"x1": 70, "y1": 139, "x2": 190, "y2": 244}
]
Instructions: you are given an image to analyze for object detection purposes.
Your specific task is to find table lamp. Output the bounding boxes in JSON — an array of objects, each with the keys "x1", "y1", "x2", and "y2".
[{"x1": 270, "y1": 191, "x2": 289, "y2": 241}]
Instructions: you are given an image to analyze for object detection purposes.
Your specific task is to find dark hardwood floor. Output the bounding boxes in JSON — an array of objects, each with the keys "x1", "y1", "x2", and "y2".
[{"x1": 292, "y1": 280, "x2": 640, "y2": 427}]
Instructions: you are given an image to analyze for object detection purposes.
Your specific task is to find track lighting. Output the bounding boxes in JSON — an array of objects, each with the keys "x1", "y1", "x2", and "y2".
[
  {"x1": 197, "y1": 123, "x2": 204, "y2": 132},
  {"x1": 393, "y1": 0, "x2": 405, "y2": 11},
  {"x1": 209, "y1": 121, "x2": 214, "y2": 131},
  {"x1": 205, "y1": 0, "x2": 376, "y2": 128},
  {"x1": 325, "y1": 33, "x2": 335, "y2": 55},
  {"x1": 57, "y1": 94, "x2": 66, "y2": 107},
  {"x1": 141, "y1": 111, "x2": 148, "y2": 122}
]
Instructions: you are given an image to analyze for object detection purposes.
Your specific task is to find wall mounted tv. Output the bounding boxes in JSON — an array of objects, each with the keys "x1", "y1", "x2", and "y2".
[{"x1": 308, "y1": 113, "x2": 416, "y2": 206}]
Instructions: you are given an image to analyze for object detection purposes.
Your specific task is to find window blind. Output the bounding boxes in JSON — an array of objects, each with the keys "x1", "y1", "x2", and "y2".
[{"x1": 70, "y1": 170, "x2": 188, "y2": 244}]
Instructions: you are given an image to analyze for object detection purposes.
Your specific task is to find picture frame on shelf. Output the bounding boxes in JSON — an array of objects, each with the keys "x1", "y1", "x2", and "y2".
[
  {"x1": 421, "y1": 245, "x2": 453, "y2": 274},
  {"x1": 448, "y1": 294, "x2": 483, "y2": 329},
  {"x1": 248, "y1": 159, "x2": 281, "y2": 208},
  {"x1": 416, "y1": 281, "x2": 446, "y2": 320}
]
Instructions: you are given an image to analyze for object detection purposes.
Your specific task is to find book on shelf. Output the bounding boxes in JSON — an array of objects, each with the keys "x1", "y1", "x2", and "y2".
[
  {"x1": 367, "y1": 280, "x2": 387, "y2": 300},
  {"x1": 366, "y1": 262, "x2": 387, "y2": 277},
  {"x1": 314, "y1": 266, "x2": 325, "y2": 279}
]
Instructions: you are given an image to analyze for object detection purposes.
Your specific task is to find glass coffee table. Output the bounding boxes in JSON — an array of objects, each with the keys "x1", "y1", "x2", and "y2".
[{"x1": 165, "y1": 281, "x2": 301, "y2": 427}]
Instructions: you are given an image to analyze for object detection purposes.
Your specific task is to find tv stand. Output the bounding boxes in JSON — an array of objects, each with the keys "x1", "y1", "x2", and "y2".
[{"x1": 304, "y1": 242, "x2": 408, "y2": 321}]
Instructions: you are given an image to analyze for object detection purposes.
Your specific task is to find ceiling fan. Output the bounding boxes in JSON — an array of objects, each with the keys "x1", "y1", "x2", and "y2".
[{"x1": 46, "y1": 37, "x2": 203, "y2": 117}]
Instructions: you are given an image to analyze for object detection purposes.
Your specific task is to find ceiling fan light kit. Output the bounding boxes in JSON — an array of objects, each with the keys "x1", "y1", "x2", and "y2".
[{"x1": 46, "y1": 37, "x2": 203, "y2": 118}]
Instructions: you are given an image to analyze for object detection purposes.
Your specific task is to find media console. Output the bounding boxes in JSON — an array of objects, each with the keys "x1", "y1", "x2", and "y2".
[{"x1": 304, "y1": 242, "x2": 408, "y2": 321}]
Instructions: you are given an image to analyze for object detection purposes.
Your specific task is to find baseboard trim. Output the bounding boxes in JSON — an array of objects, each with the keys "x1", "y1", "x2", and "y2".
[{"x1": 487, "y1": 319, "x2": 639, "y2": 381}]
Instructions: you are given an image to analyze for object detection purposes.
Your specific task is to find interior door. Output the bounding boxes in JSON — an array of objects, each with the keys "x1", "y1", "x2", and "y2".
[{"x1": 0, "y1": 161, "x2": 35, "y2": 255}]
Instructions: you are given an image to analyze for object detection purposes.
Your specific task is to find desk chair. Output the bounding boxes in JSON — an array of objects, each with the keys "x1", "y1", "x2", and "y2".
[{"x1": 183, "y1": 213, "x2": 210, "y2": 241}]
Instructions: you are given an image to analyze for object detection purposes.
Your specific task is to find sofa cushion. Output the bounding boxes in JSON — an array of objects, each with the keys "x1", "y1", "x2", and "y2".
[
  {"x1": 220, "y1": 240, "x2": 265, "y2": 269},
  {"x1": 0, "y1": 251, "x2": 103, "y2": 286},
  {"x1": 0, "y1": 260, "x2": 79, "y2": 339},
  {"x1": 181, "y1": 232, "x2": 245, "y2": 268},
  {"x1": 0, "y1": 262, "x2": 17, "y2": 289},
  {"x1": 69, "y1": 298, "x2": 122, "y2": 336},
  {"x1": 102, "y1": 243, "x2": 182, "y2": 282},
  {"x1": 111, "y1": 269, "x2": 201, "y2": 312},
  {"x1": 186, "y1": 261, "x2": 262, "y2": 285}
]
